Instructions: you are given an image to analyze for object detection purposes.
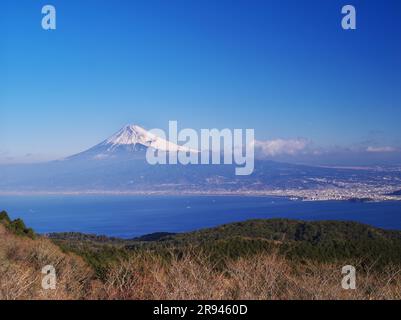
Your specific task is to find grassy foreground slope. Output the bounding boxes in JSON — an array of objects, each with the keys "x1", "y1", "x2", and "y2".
[
  {"x1": 1, "y1": 210, "x2": 401, "y2": 300},
  {"x1": 0, "y1": 211, "x2": 95, "y2": 299}
]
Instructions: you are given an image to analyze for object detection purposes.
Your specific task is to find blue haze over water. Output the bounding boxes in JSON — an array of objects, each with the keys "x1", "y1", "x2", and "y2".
[{"x1": 1, "y1": 195, "x2": 401, "y2": 238}]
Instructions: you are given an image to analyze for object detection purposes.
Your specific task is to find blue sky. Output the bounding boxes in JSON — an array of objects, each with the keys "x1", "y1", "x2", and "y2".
[{"x1": 1, "y1": 0, "x2": 401, "y2": 164}]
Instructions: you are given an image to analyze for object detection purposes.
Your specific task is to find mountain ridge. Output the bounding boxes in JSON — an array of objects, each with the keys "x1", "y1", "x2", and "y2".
[{"x1": 65, "y1": 124, "x2": 198, "y2": 161}]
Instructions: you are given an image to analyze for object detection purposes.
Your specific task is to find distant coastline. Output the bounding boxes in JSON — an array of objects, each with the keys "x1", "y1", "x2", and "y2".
[{"x1": 1, "y1": 188, "x2": 401, "y2": 202}]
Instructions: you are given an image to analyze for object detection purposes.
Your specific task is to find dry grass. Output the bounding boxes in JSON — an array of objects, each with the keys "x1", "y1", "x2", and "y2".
[
  {"x1": 100, "y1": 249, "x2": 401, "y2": 300},
  {"x1": 0, "y1": 224, "x2": 95, "y2": 300},
  {"x1": 1, "y1": 225, "x2": 400, "y2": 300}
]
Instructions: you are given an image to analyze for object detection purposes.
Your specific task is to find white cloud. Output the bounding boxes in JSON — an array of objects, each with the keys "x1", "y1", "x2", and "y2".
[
  {"x1": 254, "y1": 138, "x2": 310, "y2": 157},
  {"x1": 366, "y1": 146, "x2": 397, "y2": 153}
]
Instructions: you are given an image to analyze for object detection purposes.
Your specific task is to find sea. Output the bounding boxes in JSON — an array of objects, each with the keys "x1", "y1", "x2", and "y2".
[{"x1": 1, "y1": 195, "x2": 400, "y2": 238}]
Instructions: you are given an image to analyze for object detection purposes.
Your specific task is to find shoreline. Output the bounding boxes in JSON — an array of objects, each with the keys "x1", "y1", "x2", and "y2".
[{"x1": 0, "y1": 190, "x2": 401, "y2": 202}]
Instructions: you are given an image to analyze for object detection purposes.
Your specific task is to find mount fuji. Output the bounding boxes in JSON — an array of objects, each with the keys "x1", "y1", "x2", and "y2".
[
  {"x1": 66, "y1": 124, "x2": 197, "y2": 161},
  {"x1": 0, "y1": 124, "x2": 240, "y2": 192}
]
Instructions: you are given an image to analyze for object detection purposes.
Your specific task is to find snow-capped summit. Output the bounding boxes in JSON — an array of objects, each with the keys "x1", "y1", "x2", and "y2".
[
  {"x1": 105, "y1": 124, "x2": 148, "y2": 147},
  {"x1": 66, "y1": 124, "x2": 197, "y2": 161},
  {"x1": 103, "y1": 124, "x2": 197, "y2": 152}
]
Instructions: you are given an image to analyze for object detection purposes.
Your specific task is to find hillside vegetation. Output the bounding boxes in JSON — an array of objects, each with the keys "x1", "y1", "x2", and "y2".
[
  {"x1": 51, "y1": 218, "x2": 401, "y2": 272},
  {"x1": 1, "y1": 210, "x2": 401, "y2": 300},
  {"x1": 0, "y1": 211, "x2": 95, "y2": 299}
]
